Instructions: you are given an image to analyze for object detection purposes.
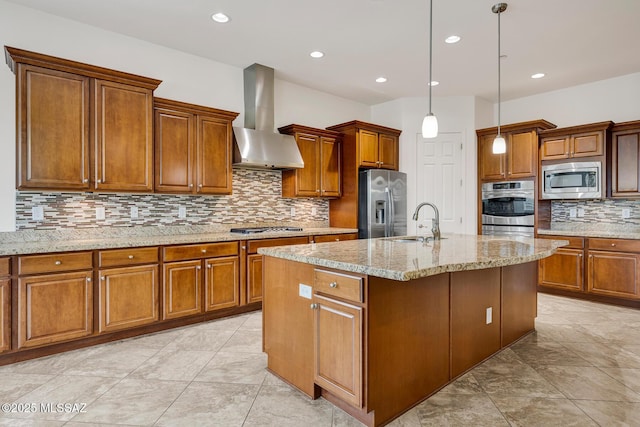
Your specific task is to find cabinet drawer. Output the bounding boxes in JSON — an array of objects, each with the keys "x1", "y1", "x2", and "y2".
[
  {"x1": 99, "y1": 247, "x2": 158, "y2": 267},
  {"x1": 18, "y1": 252, "x2": 93, "y2": 275},
  {"x1": 163, "y1": 241, "x2": 238, "y2": 262},
  {"x1": 314, "y1": 269, "x2": 364, "y2": 303},
  {"x1": 312, "y1": 233, "x2": 359, "y2": 244},
  {"x1": 539, "y1": 235, "x2": 584, "y2": 249},
  {"x1": 588, "y1": 238, "x2": 640, "y2": 253},
  {"x1": 247, "y1": 237, "x2": 309, "y2": 254},
  {"x1": 0, "y1": 257, "x2": 9, "y2": 277}
]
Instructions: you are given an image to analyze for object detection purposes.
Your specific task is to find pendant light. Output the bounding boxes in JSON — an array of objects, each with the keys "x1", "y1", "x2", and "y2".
[
  {"x1": 492, "y1": 3, "x2": 507, "y2": 154},
  {"x1": 422, "y1": 0, "x2": 438, "y2": 138}
]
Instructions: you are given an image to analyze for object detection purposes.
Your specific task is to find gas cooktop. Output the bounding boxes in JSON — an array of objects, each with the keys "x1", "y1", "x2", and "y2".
[{"x1": 229, "y1": 226, "x2": 304, "y2": 234}]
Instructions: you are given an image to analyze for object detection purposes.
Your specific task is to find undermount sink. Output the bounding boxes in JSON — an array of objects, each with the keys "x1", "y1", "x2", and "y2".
[{"x1": 384, "y1": 235, "x2": 447, "y2": 243}]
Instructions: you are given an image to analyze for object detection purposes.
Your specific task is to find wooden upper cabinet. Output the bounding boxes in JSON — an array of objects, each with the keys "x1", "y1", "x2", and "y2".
[
  {"x1": 154, "y1": 98, "x2": 239, "y2": 195},
  {"x1": 359, "y1": 130, "x2": 379, "y2": 168},
  {"x1": 477, "y1": 120, "x2": 556, "y2": 181},
  {"x1": 5, "y1": 46, "x2": 162, "y2": 192},
  {"x1": 279, "y1": 125, "x2": 342, "y2": 198},
  {"x1": 378, "y1": 133, "x2": 399, "y2": 170},
  {"x1": 610, "y1": 121, "x2": 640, "y2": 198},
  {"x1": 539, "y1": 121, "x2": 612, "y2": 161},
  {"x1": 94, "y1": 80, "x2": 154, "y2": 192},
  {"x1": 326, "y1": 121, "x2": 401, "y2": 171},
  {"x1": 15, "y1": 64, "x2": 91, "y2": 190}
]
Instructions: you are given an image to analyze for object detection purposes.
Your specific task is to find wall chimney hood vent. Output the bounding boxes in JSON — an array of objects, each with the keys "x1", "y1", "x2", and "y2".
[{"x1": 232, "y1": 64, "x2": 303, "y2": 170}]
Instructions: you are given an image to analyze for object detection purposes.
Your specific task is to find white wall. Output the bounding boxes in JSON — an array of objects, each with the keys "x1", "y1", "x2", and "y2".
[
  {"x1": 500, "y1": 73, "x2": 640, "y2": 128},
  {"x1": 0, "y1": 0, "x2": 370, "y2": 231}
]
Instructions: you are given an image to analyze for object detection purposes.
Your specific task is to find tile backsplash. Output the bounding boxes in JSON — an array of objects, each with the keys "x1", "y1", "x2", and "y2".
[
  {"x1": 16, "y1": 168, "x2": 329, "y2": 230},
  {"x1": 551, "y1": 199, "x2": 640, "y2": 226}
]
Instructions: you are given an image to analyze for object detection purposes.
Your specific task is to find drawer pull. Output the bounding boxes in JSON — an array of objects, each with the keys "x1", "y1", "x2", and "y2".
[
  {"x1": 335, "y1": 238, "x2": 340, "y2": 242},
  {"x1": 201, "y1": 249, "x2": 207, "y2": 253},
  {"x1": 128, "y1": 255, "x2": 134, "y2": 259},
  {"x1": 329, "y1": 282, "x2": 338, "y2": 288},
  {"x1": 611, "y1": 243, "x2": 616, "y2": 247},
  {"x1": 310, "y1": 303, "x2": 319, "y2": 309},
  {"x1": 54, "y1": 260, "x2": 62, "y2": 265}
]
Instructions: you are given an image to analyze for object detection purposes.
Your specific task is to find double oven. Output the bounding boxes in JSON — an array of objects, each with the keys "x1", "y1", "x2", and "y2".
[{"x1": 481, "y1": 180, "x2": 535, "y2": 237}]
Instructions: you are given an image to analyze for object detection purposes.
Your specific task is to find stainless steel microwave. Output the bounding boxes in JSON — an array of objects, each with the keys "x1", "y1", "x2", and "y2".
[{"x1": 541, "y1": 161, "x2": 601, "y2": 199}]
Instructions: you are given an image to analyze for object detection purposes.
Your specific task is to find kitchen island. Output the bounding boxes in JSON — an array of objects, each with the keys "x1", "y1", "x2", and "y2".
[{"x1": 259, "y1": 234, "x2": 566, "y2": 427}]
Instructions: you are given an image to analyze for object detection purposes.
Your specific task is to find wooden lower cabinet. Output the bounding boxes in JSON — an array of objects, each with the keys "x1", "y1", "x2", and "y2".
[
  {"x1": 18, "y1": 271, "x2": 93, "y2": 349},
  {"x1": 313, "y1": 293, "x2": 363, "y2": 408},
  {"x1": 163, "y1": 260, "x2": 202, "y2": 319},
  {"x1": 98, "y1": 265, "x2": 159, "y2": 333},
  {"x1": 538, "y1": 236, "x2": 585, "y2": 292},
  {"x1": 205, "y1": 256, "x2": 240, "y2": 311},
  {"x1": 588, "y1": 250, "x2": 640, "y2": 299},
  {"x1": 1, "y1": 278, "x2": 10, "y2": 353},
  {"x1": 311, "y1": 233, "x2": 359, "y2": 244}
]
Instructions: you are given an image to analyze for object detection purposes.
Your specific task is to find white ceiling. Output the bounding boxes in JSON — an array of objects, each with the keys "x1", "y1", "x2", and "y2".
[{"x1": 6, "y1": 0, "x2": 640, "y2": 105}]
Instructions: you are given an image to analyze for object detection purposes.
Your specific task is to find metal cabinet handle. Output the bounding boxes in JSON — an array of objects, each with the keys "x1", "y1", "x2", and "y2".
[
  {"x1": 310, "y1": 303, "x2": 319, "y2": 309},
  {"x1": 86, "y1": 277, "x2": 91, "y2": 282},
  {"x1": 201, "y1": 249, "x2": 207, "y2": 253},
  {"x1": 189, "y1": 184, "x2": 194, "y2": 188},
  {"x1": 207, "y1": 264, "x2": 212, "y2": 269},
  {"x1": 197, "y1": 266, "x2": 201, "y2": 270},
  {"x1": 128, "y1": 255, "x2": 134, "y2": 259},
  {"x1": 55, "y1": 260, "x2": 62, "y2": 265},
  {"x1": 83, "y1": 179, "x2": 89, "y2": 183},
  {"x1": 316, "y1": 189, "x2": 320, "y2": 193},
  {"x1": 611, "y1": 243, "x2": 616, "y2": 247},
  {"x1": 329, "y1": 282, "x2": 338, "y2": 288},
  {"x1": 101, "y1": 276, "x2": 105, "y2": 280},
  {"x1": 97, "y1": 179, "x2": 102, "y2": 184},
  {"x1": 241, "y1": 246, "x2": 246, "y2": 250},
  {"x1": 198, "y1": 184, "x2": 203, "y2": 188}
]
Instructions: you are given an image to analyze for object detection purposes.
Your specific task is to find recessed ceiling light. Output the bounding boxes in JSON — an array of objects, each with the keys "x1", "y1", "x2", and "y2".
[
  {"x1": 531, "y1": 73, "x2": 545, "y2": 79},
  {"x1": 211, "y1": 12, "x2": 230, "y2": 23},
  {"x1": 375, "y1": 77, "x2": 387, "y2": 83},
  {"x1": 445, "y1": 35, "x2": 461, "y2": 44},
  {"x1": 428, "y1": 81, "x2": 439, "y2": 86},
  {"x1": 310, "y1": 51, "x2": 324, "y2": 58}
]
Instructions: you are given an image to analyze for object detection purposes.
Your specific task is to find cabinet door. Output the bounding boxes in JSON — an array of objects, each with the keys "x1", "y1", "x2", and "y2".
[
  {"x1": 479, "y1": 134, "x2": 505, "y2": 180},
  {"x1": 247, "y1": 253, "x2": 264, "y2": 304},
  {"x1": 295, "y1": 133, "x2": 320, "y2": 196},
  {"x1": 18, "y1": 272, "x2": 93, "y2": 349},
  {"x1": 163, "y1": 260, "x2": 202, "y2": 320},
  {"x1": 205, "y1": 256, "x2": 239, "y2": 311},
  {"x1": 378, "y1": 133, "x2": 398, "y2": 170},
  {"x1": 17, "y1": 65, "x2": 90, "y2": 190},
  {"x1": 319, "y1": 137, "x2": 341, "y2": 197},
  {"x1": 359, "y1": 130, "x2": 379, "y2": 168},
  {"x1": 94, "y1": 80, "x2": 154, "y2": 192},
  {"x1": 98, "y1": 265, "x2": 159, "y2": 332},
  {"x1": 540, "y1": 137, "x2": 569, "y2": 160},
  {"x1": 196, "y1": 115, "x2": 233, "y2": 194},
  {"x1": 572, "y1": 131, "x2": 603, "y2": 157},
  {"x1": 611, "y1": 131, "x2": 640, "y2": 197},
  {"x1": 538, "y1": 248, "x2": 584, "y2": 291},
  {"x1": 588, "y1": 251, "x2": 640, "y2": 299},
  {"x1": 154, "y1": 108, "x2": 195, "y2": 193},
  {"x1": 313, "y1": 294, "x2": 363, "y2": 408},
  {"x1": 508, "y1": 131, "x2": 536, "y2": 178},
  {"x1": 1, "y1": 279, "x2": 9, "y2": 353}
]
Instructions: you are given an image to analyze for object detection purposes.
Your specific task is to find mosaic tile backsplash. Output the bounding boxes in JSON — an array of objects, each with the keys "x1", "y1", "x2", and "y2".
[
  {"x1": 551, "y1": 199, "x2": 640, "y2": 226},
  {"x1": 16, "y1": 168, "x2": 330, "y2": 230}
]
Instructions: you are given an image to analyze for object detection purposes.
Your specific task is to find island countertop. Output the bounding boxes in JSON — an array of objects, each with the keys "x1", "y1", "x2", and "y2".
[{"x1": 258, "y1": 234, "x2": 568, "y2": 281}]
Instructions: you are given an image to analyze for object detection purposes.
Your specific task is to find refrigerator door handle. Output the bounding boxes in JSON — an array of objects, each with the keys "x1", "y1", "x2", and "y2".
[{"x1": 386, "y1": 187, "x2": 394, "y2": 237}]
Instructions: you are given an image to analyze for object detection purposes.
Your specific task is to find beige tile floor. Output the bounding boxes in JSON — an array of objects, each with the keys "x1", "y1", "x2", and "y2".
[{"x1": 0, "y1": 293, "x2": 639, "y2": 426}]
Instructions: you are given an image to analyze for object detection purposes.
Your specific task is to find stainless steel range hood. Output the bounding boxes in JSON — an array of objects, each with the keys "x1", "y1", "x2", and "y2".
[{"x1": 233, "y1": 64, "x2": 303, "y2": 170}]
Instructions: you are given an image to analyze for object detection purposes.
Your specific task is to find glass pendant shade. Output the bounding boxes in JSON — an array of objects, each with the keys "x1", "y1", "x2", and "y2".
[
  {"x1": 492, "y1": 134, "x2": 506, "y2": 154},
  {"x1": 422, "y1": 113, "x2": 438, "y2": 138}
]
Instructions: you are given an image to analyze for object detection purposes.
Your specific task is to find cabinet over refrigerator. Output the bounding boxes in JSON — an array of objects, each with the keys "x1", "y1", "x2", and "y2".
[{"x1": 358, "y1": 169, "x2": 407, "y2": 239}]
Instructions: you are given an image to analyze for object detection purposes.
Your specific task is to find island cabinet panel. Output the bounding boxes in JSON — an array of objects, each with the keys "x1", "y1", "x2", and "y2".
[
  {"x1": 262, "y1": 257, "x2": 316, "y2": 397},
  {"x1": 366, "y1": 274, "x2": 450, "y2": 426},
  {"x1": 98, "y1": 265, "x2": 159, "y2": 333},
  {"x1": 18, "y1": 271, "x2": 93, "y2": 349},
  {"x1": 501, "y1": 262, "x2": 537, "y2": 347},
  {"x1": 313, "y1": 294, "x2": 363, "y2": 408},
  {"x1": 450, "y1": 268, "x2": 501, "y2": 378},
  {"x1": 1, "y1": 257, "x2": 10, "y2": 352}
]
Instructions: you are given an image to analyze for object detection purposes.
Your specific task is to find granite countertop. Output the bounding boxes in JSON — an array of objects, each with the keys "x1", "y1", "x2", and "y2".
[
  {"x1": 0, "y1": 225, "x2": 358, "y2": 256},
  {"x1": 258, "y1": 234, "x2": 568, "y2": 281},
  {"x1": 537, "y1": 225, "x2": 640, "y2": 240}
]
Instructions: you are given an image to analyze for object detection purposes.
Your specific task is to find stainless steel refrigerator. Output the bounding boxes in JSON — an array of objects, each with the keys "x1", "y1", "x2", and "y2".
[{"x1": 358, "y1": 169, "x2": 407, "y2": 239}]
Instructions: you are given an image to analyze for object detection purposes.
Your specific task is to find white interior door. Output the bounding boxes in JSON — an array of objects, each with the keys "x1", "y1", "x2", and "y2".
[{"x1": 415, "y1": 132, "x2": 465, "y2": 235}]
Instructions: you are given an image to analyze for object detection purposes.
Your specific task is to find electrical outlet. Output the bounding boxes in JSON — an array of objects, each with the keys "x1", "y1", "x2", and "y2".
[
  {"x1": 577, "y1": 208, "x2": 585, "y2": 217},
  {"x1": 96, "y1": 207, "x2": 105, "y2": 220},
  {"x1": 311, "y1": 207, "x2": 317, "y2": 216},
  {"x1": 486, "y1": 307, "x2": 493, "y2": 325},
  {"x1": 569, "y1": 208, "x2": 577, "y2": 218},
  {"x1": 32, "y1": 206, "x2": 44, "y2": 221},
  {"x1": 622, "y1": 208, "x2": 631, "y2": 219},
  {"x1": 178, "y1": 206, "x2": 187, "y2": 219},
  {"x1": 130, "y1": 206, "x2": 139, "y2": 219},
  {"x1": 298, "y1": 283, "x2": 312, "y2": 299},
  {"x1": 290, "y1": 207, "x2": 296, "y2": 217}
]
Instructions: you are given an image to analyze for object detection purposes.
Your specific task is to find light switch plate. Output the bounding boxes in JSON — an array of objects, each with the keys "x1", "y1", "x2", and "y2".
[
  {"x1": 577, "y1": 208, "x2": 585, "y2": 217},
  {"x1": 299, "y1": 283, "x2": 312, "y2": 299},
  {"x1": 486, "y1": 307, "x2": 493, "y2": 324},
  {"x1": 311, "y1": 207, "x2": 317, "y2": 216},
  {"x1": 569, "y1": 208, "x2": 577, "y2": 218},
  {"x1": 290, "y1": 207, "x2": 296, "y2": 217},
  {"x1": 178, "y1": 206, "x2": 187, "y2": 219},
  {"x1": 32, "y1": 206, "x2": 44, "y2": 221},
  {"x1": 96, "y1": 207, "x2": 105, "y2": 220},
  {"x1": 130, "y1": 206, "x2": 139, "y2": 219},
  {"x1": 622, "y1": 208, "x2": 631, "y2": 219}
]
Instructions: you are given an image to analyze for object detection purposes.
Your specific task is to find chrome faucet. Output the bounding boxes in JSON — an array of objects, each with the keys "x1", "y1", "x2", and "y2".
[{"x1": 412, "y1": 202, "x2": 441, "y2": 241}]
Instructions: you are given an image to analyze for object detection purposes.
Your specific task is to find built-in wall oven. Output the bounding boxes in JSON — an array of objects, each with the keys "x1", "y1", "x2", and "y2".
[{"x1": 481, "y1": 180, "x2": 535, "y2": 237}]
